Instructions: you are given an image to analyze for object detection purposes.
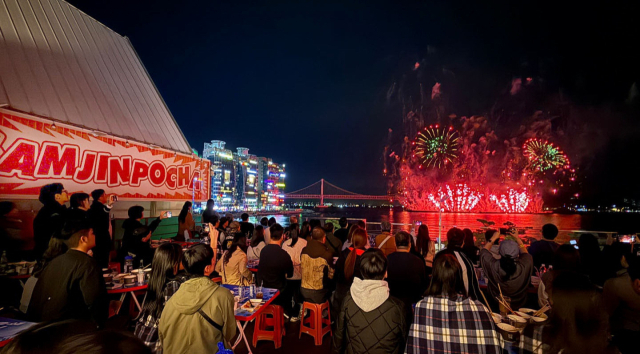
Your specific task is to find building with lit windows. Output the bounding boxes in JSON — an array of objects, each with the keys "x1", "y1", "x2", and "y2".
[{"x1": 203, "y1": 141, "x2": 285, "y2": 210}]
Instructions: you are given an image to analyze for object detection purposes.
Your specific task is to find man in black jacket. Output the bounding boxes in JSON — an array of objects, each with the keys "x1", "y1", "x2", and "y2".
[
  {"x1": 88, "y1": 189, "x2": 114, "y2": 269},
  {"x1": 68, "y1": 193, "x2": 90, "y2": 221},
  {"x1": 121, "y1": 206, "x2": 167, "y2": 268},
  {"x1": 257, "y1": 224, "x2": 293, "y2": 313},
  {"x1": 333, "y1": 249, "x2": 407, "y2": 354},
  {"x1": 28, "y1": 220, "x2": 108, "y2": 327},
  {"x1": 33, "y1": 183, "x2": 68, "y2": 260}
]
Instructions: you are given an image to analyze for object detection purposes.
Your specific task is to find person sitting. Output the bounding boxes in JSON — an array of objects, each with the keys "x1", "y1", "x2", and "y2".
[
  {"x1": 435, "y1": 227, "x2": 482, "y2": 300},
  {"x1": 68, "y1": 192, "x2": 90, "y2": 221},
  {"x1": 332, "y1": 228, "x2": 367, "y2": 316},
  {"x1": 538, "y1": 244, "x2": 582, "y2": 307},
  {"x1": 259, "y1": 217, "x2": 271, "y2": 243},
  {"x1": 282, "y1": 223, "x2": 307, "y2": 320},
  {"x1": 374, "y1": 221, "x2": 396, "y2": 257},
  {"x1": 414, "y1": 224, "x2": 435, "y2": 268},
  {"x1": 300, "y1": 227, "x2": 334, "y2": 304},
  {"x1": 324, "y1": 222, "x2": 343, "y2": 258},
  {"x1": 528, "y1": 223, "x2": 560, "y2": 268},
  {"x1": 28, "y1": 220, "x2": 108, "y2": 327},
  {"x1": 406, "y1": 253, "x2": 502, "y2": 353},
  {"x1": 461, "y1": 228, "x2": 480, "y2": 265},
  {"x1": 334, "y1": 217, "x2": 349, "y2": 243},
  {"x1": 3, "y1": 319, "x2": 152, "y2": 354},
  {"x1": 604, "y1": 252, "x2": 640, "y2": 354},
  {"x1": 121, "y1": 206, "x2": 168, "y2": 267},
  {"x1": 479, "y1": 231, "x2": 533, "y2": 310},
  {"x1": 240, "y1": 212, "x2": 254, "y2": 239},
  {"x1": 386, "y1": 231, "x2": 428, "y2": 315},
  {"x1": 247, "y1": 225, "x2": 266, "y2": 261},
  {"x1": 176, "y1": 201, "x2": 194, "y2": 242},
  {"x1": 160, "y1": 244, "x2": 236, "y2": 352},
  {"x1": 215, "y1": 233, "x2": 253, "y2": 285},
  {"x1": 333, "y1": 249, "x2": 407, "y2": 354},
  {"x1": 134, "y1": 243, "x2": 186, "y2": 352},
  {"x1": 216, "y1": 217, "x2": 230, "y2": 260},
  {"x1": 257, "y1": 224, "x2": 294, "y2": 312}
]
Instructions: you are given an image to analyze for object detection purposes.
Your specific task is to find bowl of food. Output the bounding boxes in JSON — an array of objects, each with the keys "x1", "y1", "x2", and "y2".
[
  {"x1": 496, "y1": 323, "x2": 519, "y2": 342},
  {"x1": 515, "y1": 311, "x2": 531, "y2": 320},
  {"x1": 531, "y1": 313, "x2": 548, "y2": 323},
  {"x1": 491, "y1": 313, "x2": 503, "y2": 323},
  {"x1": 249, "y1": 299, "x2": 262, "y2": 307},
  {"x1": 508, "y1": 314, "x2": 527, "y2": 330},
  {"x1": 240, "y1": 300, "x2": 258, "y2": 312}
]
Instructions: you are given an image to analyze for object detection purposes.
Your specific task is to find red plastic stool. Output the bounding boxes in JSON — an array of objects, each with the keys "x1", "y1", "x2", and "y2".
[
  {"x1": 252, "y1": 304, "x2": 285, "y2": 348},
  {"x1": 299, "y1": 301, "x2": 332, "y2": 345}
]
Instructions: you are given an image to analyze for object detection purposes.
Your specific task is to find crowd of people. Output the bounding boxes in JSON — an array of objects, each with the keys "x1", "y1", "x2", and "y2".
[{"x1": 1, "y1": 187, "x2": 640, "y2": 354}]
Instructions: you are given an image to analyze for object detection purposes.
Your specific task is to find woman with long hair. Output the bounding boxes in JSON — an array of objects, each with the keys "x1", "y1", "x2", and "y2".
[
  {"x1": 415, "y1": 224, "x2": 435, "y2": 268},
  {"x1": 134, "y1": 243, "x2": 185, "y2": 352},
  {"x1": 538, "y1": 271, "x2": 615, "y2": 354},
  {"x1": 201, "y1": 199, "x2": 216, "y2": 224},
  {"x1": 406, "y1": 254, "x2": 502, "y2": 353},
  {"x1": 176, "y1": 201, "x2": 194, "y2": 242},
  {"x1": 247, "y1": 225, "x2": 266, "y2": 261},
  {"x1": 461, "y1": 228, "x2": 480, "y2": 265},
  {"x1": 282, "y1": 223, "x2": 307, "y2": 319},
  {"x1": 333, "y1": 228, "x2": 368, "y2": 315},
  {"x1": 341, "y1": 224, "x2": 362, "y2": 251},
  {"x1": 215, "y1": 233, "x2": 253, "y2": 285},
  {"x1": 300, "y1": 221, "x2": 311, "y2": 240},
  {"x1": 538, "y1": 244, "x2": 582, "y2": 306},
  {"x1": 479, "y1": 230, "x2": 534, "y2": 310}
]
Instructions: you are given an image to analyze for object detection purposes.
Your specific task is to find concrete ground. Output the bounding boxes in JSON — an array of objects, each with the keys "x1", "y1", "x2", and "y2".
[{"x1": 233, "y1": 318, "x2": 333, "y2": 354}]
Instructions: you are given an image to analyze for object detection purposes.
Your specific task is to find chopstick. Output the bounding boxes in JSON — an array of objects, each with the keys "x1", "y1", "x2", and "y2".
[{"x1": 533, "y1": 305, "x2": 549, "y2": 317}]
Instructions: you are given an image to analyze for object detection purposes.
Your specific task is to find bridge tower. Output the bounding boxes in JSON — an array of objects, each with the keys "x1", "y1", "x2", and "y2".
[{"x1": 320, "y1": 179, "x2": 324, "y2": 206}]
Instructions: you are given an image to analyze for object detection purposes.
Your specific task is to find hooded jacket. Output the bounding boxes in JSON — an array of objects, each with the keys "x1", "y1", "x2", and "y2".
[
  {"x1": 159, "y1": 277, "x2": 236, "y2": 354},
  {"x1": 332, "y1": 278, "x2": 407, "y2": 354}
]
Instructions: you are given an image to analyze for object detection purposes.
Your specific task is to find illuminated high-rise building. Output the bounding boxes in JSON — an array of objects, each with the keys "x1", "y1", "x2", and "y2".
[{"x1": 203, "y1": 141, "x2": 285, "y2": 210}]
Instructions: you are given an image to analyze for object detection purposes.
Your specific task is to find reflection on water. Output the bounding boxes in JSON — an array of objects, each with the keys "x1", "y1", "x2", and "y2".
[{"x1": 258, "y1": 209, "x2": 640, "y2": 239}]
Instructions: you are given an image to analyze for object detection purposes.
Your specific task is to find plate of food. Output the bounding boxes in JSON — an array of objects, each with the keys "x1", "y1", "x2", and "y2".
[{"x1": 240, "y1": 300, "x2": 259, "y2": 312}]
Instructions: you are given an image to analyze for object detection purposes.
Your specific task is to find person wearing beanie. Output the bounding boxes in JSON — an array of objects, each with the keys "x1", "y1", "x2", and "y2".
[{"x1": 480, "y1": 230, "x2": 533, "y2": 310}]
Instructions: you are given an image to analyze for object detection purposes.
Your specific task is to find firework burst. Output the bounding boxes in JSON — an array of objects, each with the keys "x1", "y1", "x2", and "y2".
[
  {"x1": 413, "y1": 125, "x2": 460, "y2": 168},
  {"x1": 523, "y1": 138, "x2": 569, "y2": 172}
]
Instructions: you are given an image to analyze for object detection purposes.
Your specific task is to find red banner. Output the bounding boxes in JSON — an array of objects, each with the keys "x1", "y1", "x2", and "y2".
[{"x1": 0, "y1": 110, "x2": 210, "y2": 201}]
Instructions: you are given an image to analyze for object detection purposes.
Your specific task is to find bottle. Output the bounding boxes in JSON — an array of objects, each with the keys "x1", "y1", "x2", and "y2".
[
  {"x1": 124, "y1": 256, "x2": 133, "y2": 274},
  {"x1": 137, "y1": 260, "x2": 145, "y2": 285},
  {"x1": 539, "y1": 264, "x2": 547, "y2": 275}
]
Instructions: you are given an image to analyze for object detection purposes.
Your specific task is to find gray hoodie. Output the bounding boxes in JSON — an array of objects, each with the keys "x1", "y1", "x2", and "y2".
[{"x1": 350, "y1": 278, "x2": 390, "y2": 312}]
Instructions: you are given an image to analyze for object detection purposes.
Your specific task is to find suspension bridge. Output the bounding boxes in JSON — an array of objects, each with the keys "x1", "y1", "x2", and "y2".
[{"x1": 284, "y1": 179, "x2": 392, "y2": 206}]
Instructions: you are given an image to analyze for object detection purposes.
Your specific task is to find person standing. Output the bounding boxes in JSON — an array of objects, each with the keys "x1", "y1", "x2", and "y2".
[
  {"x1": 247, "y1": 225, "x2": 266, "y2": 262},
  {"x1": 386, "y1": 231, "x2": 428, "y2": 316},
  {"x1": 240, "y1": 213, "x2": 254, "y2": 240},
  {"x1": 121, "y1": 206, "x2": 168, "y2": 267},
  {"x1": 33, "y1": 183, "x2": 68, "y2": 260},
  {"x1": 406, "y1": 253, "x2": 502, "y2": 354},
  {"x1": 282, "y1": 223, "x2": 307, "y2": 320},
  {"x1": 324, "y1": 222, "x2": 343, "y2": 258},
  {"x1": 88, "y1": 189, "x2": 114, "y2": 269},
  {"x1": 414, "y1": 224, "x2": 435, "y2": 268},
  {"x1": 461, "y1": 228, "x2": 480, "y2": 265},
  {"x1": 28, "y1": 220, "x2": 108, "y2": 327},
  {"x1": 528, "y1": 223, "x2": 560, "y2": 268},
  {"x1": 334, "y1": 217, "x2": 350, "y2": 244},
  {"x1": 68, "y1": 193, "x2": 90, "y2": 221},
  {"x1": 333, "y1": 249, "x2": 407, "y2": 354},
  {"x1": 374, "y1": 221, "x2": 396, "y2": 257},
  {"x1": 257, "y1": 224, "x2": 294, "y2": 312},
  {"x1": 176, "y1": 201, "x2": 194, "y2": 242},
  {"x1": 434, "y1": 227, "x2": 482, "y2": 301},
  {"x1": 480, "y1": 231, "x2": 533, "y2": 310}
]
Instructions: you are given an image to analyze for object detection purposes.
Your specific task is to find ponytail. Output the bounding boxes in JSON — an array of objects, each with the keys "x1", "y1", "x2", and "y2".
[{"x1": 344, "y1": 228, "x2": 367, "y2": 280}]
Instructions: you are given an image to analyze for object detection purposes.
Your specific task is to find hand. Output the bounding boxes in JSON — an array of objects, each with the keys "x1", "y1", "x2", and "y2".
[
  {"x1": 514, "y1": 235, "x2": 524, "y2": 246},
  {"x1": 606, "y1": 234, "x2": 614, "y2": 246},
  {"x1": 159, "y1": 211, "x2": 167, "y2": 220},
  {"x1": 490, "y1": 231, "x2": 500, "y2": 243},
  {"x1": 143, "y1": 234, "x2": 151, "y2": 242},
  {"x1": 107, "y1": 195, "x2": 115, "y2": 206},
  {"x1": 88, "y1": 249, "x2": 94, "y2": 257}
]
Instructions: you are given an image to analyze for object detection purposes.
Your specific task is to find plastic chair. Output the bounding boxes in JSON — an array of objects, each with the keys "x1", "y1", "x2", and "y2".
[
  {"x1": 299, "y1": 301, "x2": 331, "y2": 345},
  {"x1": 252, "y1": 305, "x2": 285, "y2": 348}
]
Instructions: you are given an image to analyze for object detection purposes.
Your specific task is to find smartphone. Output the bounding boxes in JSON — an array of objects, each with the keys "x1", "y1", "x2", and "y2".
[
  {"x1": 569, "y1": 240, "x2": 577, "y2": 245},
  {"x1": 415, "y1": 221, "x2": 422, "y2": 226},
  {"x1": 110, "y1": 195, "x2": 118, "y2": 202},
  {"x1": 499, "y1": 228, "x2": 508, "y2": 235},
  {"x1": 164, "y1": 211, "x2": 172, "y2": 218},
  {"x1": 202, "y1": 223, "x2": 210, "y2": 233},
  {"x1": 621, "y1": 235, "x2": 635, "y2": 243}
]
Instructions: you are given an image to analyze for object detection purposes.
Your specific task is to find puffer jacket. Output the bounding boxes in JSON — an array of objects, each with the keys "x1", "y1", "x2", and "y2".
[
  {"x1": 159, "y1": 277, "x2": 236, "y2": 354},
  {"x1": 332, "y1": 278, "x2": 407, "y2": 354}
]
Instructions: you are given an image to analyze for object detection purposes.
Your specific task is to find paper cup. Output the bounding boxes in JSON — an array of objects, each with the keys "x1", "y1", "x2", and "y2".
[
  {"x1": 508, "y1": 314, "x2": 527, "y2": 330},
  {"x1": 103, "y1": 273, "x2": 113, "y2": 284},
  {"x1": 491, "y1": 313, "x2": 503, "y2": 323},
  {"x1": 531, "y1": 313, "x2": 548, "y2": 323},
  {"x1": 497, "y1": 323, "x2": 519, "y2": 342},
  {"x1": 123, "y1": 275, "x2": 136, "y2": 286}
]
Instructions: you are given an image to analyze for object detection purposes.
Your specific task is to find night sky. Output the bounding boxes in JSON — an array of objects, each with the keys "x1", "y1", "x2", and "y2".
[{"x1": 67, "y1": 0, "x2": 639, "y2": 203}]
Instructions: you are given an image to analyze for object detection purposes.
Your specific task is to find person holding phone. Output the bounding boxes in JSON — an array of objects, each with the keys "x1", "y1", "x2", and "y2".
[
  {"x1": 121, "y1": 206, "x2": 169, "y2": 267},
  {"x1": 88, "y1": 189, "x2": 116, "y2": 268}
]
